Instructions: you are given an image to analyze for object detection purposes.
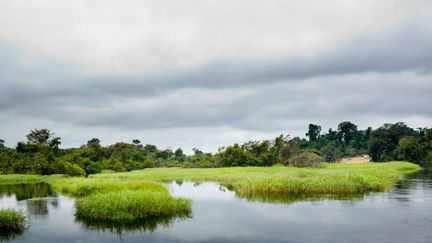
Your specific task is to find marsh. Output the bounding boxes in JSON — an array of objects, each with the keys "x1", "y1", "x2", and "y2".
[{"x1": 1, "y1": 170, "x2": 431, "y2": 243}]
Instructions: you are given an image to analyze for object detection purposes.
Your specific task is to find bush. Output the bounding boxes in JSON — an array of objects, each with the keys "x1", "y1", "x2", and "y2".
[
  {"x1": 55, "y1": 161, "x2": 86, "y2": 176},
  {"x1": 288, "y1": 151, "x2": 323, "y2": 167},
  {"x1": 302, "y1": 148, "x2": 321, "y2": 156},
  {"x1": 320, "y1": 142, "x2": 343, "y2": 162},
  {"x1": 64, "y1": 162, "x2": 86, "y2": 176},
  {"x1": 426, "y1": 152, "x2": 432, "y2": 167},
  {"x1": 0, "y1": 209, "x2": 27, "y2": 231}
]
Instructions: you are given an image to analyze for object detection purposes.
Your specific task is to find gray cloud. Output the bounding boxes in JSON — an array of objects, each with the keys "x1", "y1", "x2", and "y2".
[{"x1": 0, "y1": 15, "x2": 431, "y2": 151}]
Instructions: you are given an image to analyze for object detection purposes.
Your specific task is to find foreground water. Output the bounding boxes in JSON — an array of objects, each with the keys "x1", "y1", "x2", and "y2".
[{"x1": 1, "y1": 171, "x2": 432, "y2": 243}]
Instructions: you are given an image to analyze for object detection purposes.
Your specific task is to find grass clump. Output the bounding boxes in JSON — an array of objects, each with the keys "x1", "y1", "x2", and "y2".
[
  {"x1": 51, "y1": 177, "x2": 192, "y2": 224},
  {"x1": 75, "y1": 190, "x2": 191, "y2": 222},
  {"x1": 51, "y1": 178, "x2": 167, "y2": 197},
  {"x1": 233, "y1": 162, "x2": 421, "y2": 196},
  {"x1": 0, "y1": 209, "x2": 27, "y2": 232}
]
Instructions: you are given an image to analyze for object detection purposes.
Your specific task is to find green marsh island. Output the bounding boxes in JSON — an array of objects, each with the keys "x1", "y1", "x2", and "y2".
[{"x1": 0, "y1": 162, "x2": 421, "y2": 224}]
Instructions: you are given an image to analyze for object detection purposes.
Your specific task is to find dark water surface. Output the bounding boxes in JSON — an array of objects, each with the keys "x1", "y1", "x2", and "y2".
[{"x1": 1, "y1": 171, "x2": 432, "y2": 243}]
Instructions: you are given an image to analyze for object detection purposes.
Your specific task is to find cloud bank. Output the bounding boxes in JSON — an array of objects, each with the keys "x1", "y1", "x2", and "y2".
[{"x1": 0, "y1": 0, "x2": 431, "y2": 152}]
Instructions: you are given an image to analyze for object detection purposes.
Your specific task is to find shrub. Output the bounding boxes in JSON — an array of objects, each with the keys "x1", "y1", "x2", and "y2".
[
  {"x1": 288, "y1": 151, "x2": 323, "y2": 167},
  {"x1": 426, "y1": 152, "x2": 432, "y2": 167},
  {"x1": 64, "y1": 162, "x2": 86, "y2": 176},
  {"x1": 302, "y1": 148, "x2": 321, "y2": 156}
]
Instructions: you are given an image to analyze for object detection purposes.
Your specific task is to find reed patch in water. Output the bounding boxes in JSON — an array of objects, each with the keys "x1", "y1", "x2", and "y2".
[
  {"x1": 75, "y1": 190, "x2": 191, "y2": 222},
  {"x1": 0, "y1": 208, "x2": 27, "y2": 232}
]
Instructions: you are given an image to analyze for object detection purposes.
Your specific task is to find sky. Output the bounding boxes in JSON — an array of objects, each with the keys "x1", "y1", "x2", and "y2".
[{"x1": 0, "y1": 0, "x2": 431, "y2": 153}]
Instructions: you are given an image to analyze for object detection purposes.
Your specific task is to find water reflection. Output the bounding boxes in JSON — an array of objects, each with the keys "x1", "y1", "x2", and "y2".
[
  {"x1": 388, "y1": 169, "x2": 432, "y2": 203},
  {"x1": 0, "y1": 183, "x2": 54, "y2": 201},
  {"x1": 26, "y1": 198, "x2": 59, "y2": 217},
  {"x1": 168, "y1": 180, "x2": 368, "y2": 205},
  {"x1": 0, "y1": 183, "x2": 57, "y2": 241},
  {"x1": 0, "y1": 171, "x2": 431, "y2": 243},
  {"x1": 236, "y1": 191, "x2": 367, "y2": 205},
  {"x1": 0, "y1": 228, "x2": 25, "y2": 242},
  {"x1": 77, "y1": 214, "x2": 191, "y2": 235}
]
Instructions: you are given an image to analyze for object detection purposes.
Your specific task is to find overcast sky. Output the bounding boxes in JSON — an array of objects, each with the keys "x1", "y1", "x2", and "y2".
[{"x1": 0, "y1": 0, "x2": 431, "y2": 152}]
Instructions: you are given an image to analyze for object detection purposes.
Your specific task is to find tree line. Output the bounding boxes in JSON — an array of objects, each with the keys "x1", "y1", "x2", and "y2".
[{"x1": 0, "y1": 121, "x2": 431, "y2": 175}]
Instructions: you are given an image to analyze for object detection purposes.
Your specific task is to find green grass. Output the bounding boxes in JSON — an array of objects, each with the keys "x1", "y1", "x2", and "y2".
[
  {"x1": 75, "y1": 190, "x2": 191, "y2": 222},
  {"x1": 0, "y1": 174, "x2": 44, "y2": 185},
  {"x1": 91, "y1": 161, "x2": 420, "y2": 196},
  {"x1": 51, "y1": 177, "x2": 191, "y2": 223},
  {"x1": 0, "y1": 208, "x2": 27, "y2": 232},
  {"x1": 51, "y1": 178, "x2": 167, "y2": 197},
  {"x1": 1, "y1": 162, "x2": 420, "y2": 223}
]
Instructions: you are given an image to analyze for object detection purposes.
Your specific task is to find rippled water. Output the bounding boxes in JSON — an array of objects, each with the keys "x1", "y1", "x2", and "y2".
[{"x1": 1, "y1": 171, "x2": 432, "y2": 243}]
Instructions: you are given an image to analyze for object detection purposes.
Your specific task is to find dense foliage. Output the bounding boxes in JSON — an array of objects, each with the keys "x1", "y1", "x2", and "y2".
[
  {"x1": 0, "y1": 121, "x2": 431, "y2": 175},
  {"x1": 304, "y1": 122, "x2": 432, "y2": 166}
]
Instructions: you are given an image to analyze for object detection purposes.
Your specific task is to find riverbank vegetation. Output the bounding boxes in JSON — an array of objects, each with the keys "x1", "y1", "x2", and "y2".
[
  {"x1": 52, "y1": 162, "x2": 420, "y2": 213},
  {"x1": 0, "y1": 174, "x2": 44, "y2": 185},
  {"x1": 0, "y1": 209, "x2": 26, "y2": 232},
  {"x1": 0, "y1": 122, "x2": 430, "y2": 176},
  {"x1": 91, "y1": 162, "x2": 420, "y2": 195},
  {"x1": 0, "y1": 162, "x2": 420, "y2": 224}
]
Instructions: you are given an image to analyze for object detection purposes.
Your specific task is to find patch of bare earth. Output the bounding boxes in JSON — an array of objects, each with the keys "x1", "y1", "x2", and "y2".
[{"x1": 339, "y1": 155, "x2": 371, "y2": 164}]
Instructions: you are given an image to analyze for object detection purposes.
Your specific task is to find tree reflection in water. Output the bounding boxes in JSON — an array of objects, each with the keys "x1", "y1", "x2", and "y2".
[
  {"x1": 0, "y1": 183, "x2": 57, "y2": 241},
  {"x1": 25, "y1": 198, "x2": 58, "y2": 217},
  {"x1": 0, "y1": 183, "x2": 55, "y2": 201}
]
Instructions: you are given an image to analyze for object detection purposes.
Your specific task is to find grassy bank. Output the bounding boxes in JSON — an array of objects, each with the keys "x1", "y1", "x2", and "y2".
[
  {"x1": 1, "y1": 162, "x2": 420, "y2": 223},
  {"x1": 91, "y1": 161, "x2": 420, "y2": 195},
  {"x1": 1, "y1": 162, "x2": 420, "y2": 196},
  {"x1": 0, "y1": 209, "x2": 26, "y2": 232},
  {"x1": 0, "y1": 174, "x2": 44, "y2": 185}
]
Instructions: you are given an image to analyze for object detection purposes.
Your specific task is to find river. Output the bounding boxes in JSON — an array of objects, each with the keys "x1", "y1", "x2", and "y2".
[{"x1": 1, "y1": 170, "x2": 431, "y2": 243}]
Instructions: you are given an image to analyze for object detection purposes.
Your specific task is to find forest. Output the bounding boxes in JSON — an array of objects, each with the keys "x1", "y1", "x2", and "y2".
[{"x1": 0, "y1": 121, "x2": 431, "y2": 176}]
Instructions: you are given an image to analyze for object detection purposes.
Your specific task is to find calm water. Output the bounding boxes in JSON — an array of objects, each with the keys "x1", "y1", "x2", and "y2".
[{"x1": 1, "y1": 171, "x2": 432, "y2": 243}]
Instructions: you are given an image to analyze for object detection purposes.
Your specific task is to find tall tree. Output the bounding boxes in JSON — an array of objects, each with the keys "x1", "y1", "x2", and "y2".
[
  {"x1": 337, "y1": 121, "x2": 358, "y2": 143},
  {"x1": 368, "y1": 122, "x2": 414, "y2": 161},
  {"x1": 175, "y1": 148, "x2": 184, "y2": 158},
  {"x1": 87, "y1": 138, "x2": 101, "y2": 148},
  {"x1": 396, "y1": 136, "x2": 423, "y2": 164},
  {"x1": 306, "y1": 124, "x2": 321, "y2": 142},
  {"x1": 26, "y1": 129, "x2": 60, "y2": 147}
]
